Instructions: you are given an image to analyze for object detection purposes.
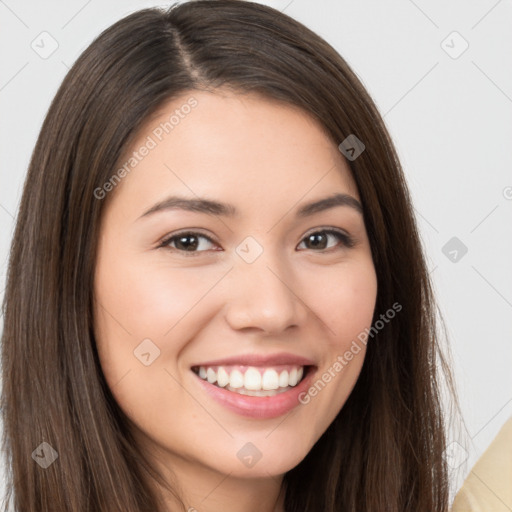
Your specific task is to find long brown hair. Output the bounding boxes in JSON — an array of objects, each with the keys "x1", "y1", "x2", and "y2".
[{"x1": 1, "y1": 1, "x2": 460, "y2": 510}]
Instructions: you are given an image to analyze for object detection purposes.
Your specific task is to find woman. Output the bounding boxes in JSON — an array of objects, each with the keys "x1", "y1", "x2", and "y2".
[{"x1": 0, "y1": 1, "x2": 460, "y2": 510}]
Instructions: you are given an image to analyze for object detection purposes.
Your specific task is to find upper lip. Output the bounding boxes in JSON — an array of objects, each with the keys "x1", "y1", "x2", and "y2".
[{"x1": 191, "y1": 352, "x2": 316, "y2": 368}]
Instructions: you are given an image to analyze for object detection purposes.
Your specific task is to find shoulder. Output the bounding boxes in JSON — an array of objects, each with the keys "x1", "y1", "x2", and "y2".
[{"x1": 451, "y1": 416, "x2": 512, "y2": 512}]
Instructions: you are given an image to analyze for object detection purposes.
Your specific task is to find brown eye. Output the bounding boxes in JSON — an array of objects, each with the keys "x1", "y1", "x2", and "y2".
[
  {"x1": 298, "y1": 229, "x2": 354, "y2": 251},
  {"x1": 160, "y1": 231, "x2": 217, "y2": 256}
]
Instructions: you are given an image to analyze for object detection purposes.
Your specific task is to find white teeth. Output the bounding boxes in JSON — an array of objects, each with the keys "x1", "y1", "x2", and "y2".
[
  {"x1": 216, "y1": 367, "x2": 230, "y2": 388},
  {"x1": 194, "y1": 364, "x2": 306, "y2": 393},
  {"x1": 244, "y1": 367, "x2": 262, "y2": 390},
  {"x1": 261, "y1": 369, "x2": 279, "y2": 390},
  {"x1": 229, "y1": 369, "x2": 244, "y2": 389},
  {"x1": 206, "y1": 368, "x2": 217, "y2": 384},
  {"x1": 224, "y1": 385, "x2": 289, "y2": 397}
]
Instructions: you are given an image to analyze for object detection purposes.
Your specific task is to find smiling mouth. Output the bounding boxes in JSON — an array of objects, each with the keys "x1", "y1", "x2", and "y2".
[{"x1": 191, "y1": 364, "x2": 313, "y2": 397}]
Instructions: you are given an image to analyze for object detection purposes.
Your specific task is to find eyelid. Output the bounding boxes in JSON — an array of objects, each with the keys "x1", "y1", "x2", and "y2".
[
  {"x1": 299, "y1": 226, "x2": 355, "y2": 249},
  {"x1": 302, "y1": 225, "x2": 351, "y2": 240},
  {"x1": 158, "y1": 229, "x2": 218, "y2": 251},
  {"x1": 158, "y1": 226, "x2": 355, "y2": 255}
]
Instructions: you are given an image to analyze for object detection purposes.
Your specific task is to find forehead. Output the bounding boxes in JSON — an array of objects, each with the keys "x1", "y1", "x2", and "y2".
[{"x1": 107, "y1": 89, "x2": 359, "y2": 219}]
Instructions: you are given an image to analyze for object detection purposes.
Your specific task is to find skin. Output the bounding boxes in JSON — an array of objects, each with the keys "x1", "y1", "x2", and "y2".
[{"x1": 93, "y1": 88, "x2": 378, "y2": 512}]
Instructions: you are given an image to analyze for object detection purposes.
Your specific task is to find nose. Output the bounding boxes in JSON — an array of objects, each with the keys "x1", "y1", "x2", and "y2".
[{"x1": 223, "y1": 251, "x2": 308, "y2": 335}]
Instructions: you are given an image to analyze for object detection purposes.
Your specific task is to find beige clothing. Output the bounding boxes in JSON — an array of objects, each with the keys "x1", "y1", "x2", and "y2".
[{"x1": 451, "y1": 416, "x2": 512, "y2": 511}]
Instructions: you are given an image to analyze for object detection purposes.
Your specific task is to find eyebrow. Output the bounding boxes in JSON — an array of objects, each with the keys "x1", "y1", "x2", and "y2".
[{"x1": 138, "y1": 192, "x2": 363, "y2": 220}]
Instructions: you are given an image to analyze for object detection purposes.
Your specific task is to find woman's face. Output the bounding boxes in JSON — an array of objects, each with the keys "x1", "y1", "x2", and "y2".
[{"x1": 94, "y1": 89, "x2": 377, "y2": 481}]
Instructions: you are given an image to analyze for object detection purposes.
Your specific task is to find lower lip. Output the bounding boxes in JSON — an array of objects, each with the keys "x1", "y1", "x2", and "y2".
[{"x1": 192, "y1": 367, "x2": 316, "y2": 419}]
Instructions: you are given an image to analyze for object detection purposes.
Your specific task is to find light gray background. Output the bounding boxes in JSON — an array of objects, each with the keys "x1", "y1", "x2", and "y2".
[{"x1": 1, "y1": 0, "x2": 511, "y2": 505}]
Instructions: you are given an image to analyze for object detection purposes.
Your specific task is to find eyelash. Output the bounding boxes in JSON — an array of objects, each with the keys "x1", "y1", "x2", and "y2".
[{"x1": 158, "y1": 228, "x2": 355, "y2": 257}]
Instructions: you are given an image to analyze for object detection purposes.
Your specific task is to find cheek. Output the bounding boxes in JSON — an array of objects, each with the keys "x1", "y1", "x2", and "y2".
[
  {"x1": 92, "y1": 248, "x2": 215, "y2": 428},
  {"x1": 306, "y1": 258, "x2": 378, "y2": 346},
  {"x1": 297, "y1": 258, "x2": 376, "y2": 423},
  {"x1": 94, "y1": 247, "x2": 226, "y2": 344},
  {"x1": 92, "y1": 245, "x2": 232, "y2": 410}
]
